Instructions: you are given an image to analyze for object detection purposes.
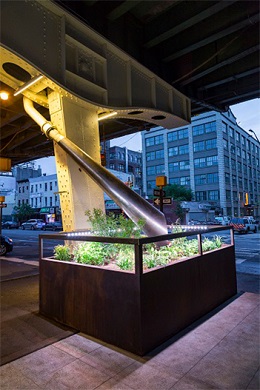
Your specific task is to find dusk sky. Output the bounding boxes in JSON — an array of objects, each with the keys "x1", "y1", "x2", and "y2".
[{"x1": 36, "y1": 98, "x2": 260, "y2": 175}]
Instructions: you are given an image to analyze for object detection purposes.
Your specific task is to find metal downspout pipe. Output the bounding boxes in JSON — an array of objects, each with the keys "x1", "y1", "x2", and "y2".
[{"x1": 23, "y1": 97, "x2": 168, "y2": 237}]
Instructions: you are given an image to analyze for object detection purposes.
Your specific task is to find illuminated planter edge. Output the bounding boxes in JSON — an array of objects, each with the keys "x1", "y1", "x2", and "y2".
[{"x1": 39, "y1": 233, "x2": 237, "y2": 356}]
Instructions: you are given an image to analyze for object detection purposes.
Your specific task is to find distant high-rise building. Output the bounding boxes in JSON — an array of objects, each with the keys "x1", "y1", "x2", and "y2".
[{"x1": 142, "y1": 110, "x2": 260, "y2": 218}]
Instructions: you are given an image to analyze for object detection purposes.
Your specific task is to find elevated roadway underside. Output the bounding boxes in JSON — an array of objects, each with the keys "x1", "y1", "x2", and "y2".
[{"x1": 0, "y1": 0, "x2": 259, "y2": 165}]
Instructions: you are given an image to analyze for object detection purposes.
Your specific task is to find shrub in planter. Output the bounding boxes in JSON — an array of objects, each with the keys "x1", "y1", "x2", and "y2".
[
  {"x1": 53, "y1": 244, "x2": 71, "y2": 261},
  {"x1": 52, "y1": 209, "x2": 224, "y2": 271}
]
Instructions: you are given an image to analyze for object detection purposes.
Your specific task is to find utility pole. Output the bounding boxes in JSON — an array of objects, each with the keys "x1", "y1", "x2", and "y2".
[{"x1": 0, "y1": 196, "x2": 7, "y2": 235}]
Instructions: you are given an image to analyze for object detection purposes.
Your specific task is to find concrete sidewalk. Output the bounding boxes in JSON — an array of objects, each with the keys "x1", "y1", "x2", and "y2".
[{"x1": 0, "y1": 258, "x2": 259, "y2": 389}]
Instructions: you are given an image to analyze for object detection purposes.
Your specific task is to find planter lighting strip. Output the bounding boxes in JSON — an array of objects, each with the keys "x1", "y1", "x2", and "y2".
[{"x1": 181, "y1": 225, "x2": 208, "y2": 230}]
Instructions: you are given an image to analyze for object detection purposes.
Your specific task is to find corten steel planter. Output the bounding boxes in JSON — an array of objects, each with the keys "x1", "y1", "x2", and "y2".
[{"x1": 39, "y1": 227, "x2": 237, "y2": 356}]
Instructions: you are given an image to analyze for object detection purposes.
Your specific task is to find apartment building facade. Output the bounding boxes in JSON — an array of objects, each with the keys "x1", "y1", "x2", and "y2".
[
  {"x1": 102, "y1": 143, "x2": 142, "y2": 193},
  {"x1": 142, "y1": 110, "x2": 260, "y2": 218}
]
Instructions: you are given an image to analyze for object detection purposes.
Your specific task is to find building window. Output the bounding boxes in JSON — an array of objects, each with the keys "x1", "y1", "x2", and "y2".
[
  {"x1": 45, "y1": 197, "x2": 47, "y2": 207},
  {"x1": 195, "y1": 191, "x2": 207, "y2": 201},
  {"x1": 223, "y1": 139, "x2": 228, "y2": 149},
  {"x1": 230, "y1": 144, "x2": 235, "y2": 154},
  {"x1": 147, "y1": 166, "x2": 155, "y2": 175},
  {"x1": 194, "y1": 141, "x2": 204, "y2": 152},
  {"x1": 193, "y1": 122, "x2": 216, "y2": 135},
  {"x1": 169, "y1": 177, "x2": 180, "y2": 185},
  {"x1": 195, "y1": 174, "x2": 207, "y2": 185},
  {"x1": 168, "y1": 128, "x2": 188, "y2": 142},
  {"x1": 241, "y1": 135, "x2": 245, "y2": 145},
  {"x1": 180, "y1": 176, "x2": 190, "y2": 186},
  {"x1": 194, "y1": 158, "x2": 206, "y2": 168},
  {"x1": 45, "y1": 183, "x2": 47, "y2": 191},
  {"x1": 206, "y1": 138, "x2": 217, "y2": 150},
  {"x1": 31, "y1": 185, "x2": 33, "y2": 193},
  {"x1": 178, "y1": 128, "x2": 188, "y2": 139},
  {"x1": 193, "y1": 124, "x2": 204, "y2": 136},
  {"x1": 237, "y1": 147, "x2": 241, "y2": 156},
  {"x1": 109, "y1": 163, "x2": 115, "y2": 169},
  {"x1": 206, "y1": 155, "x2": 218, "y2": 166},
  {"x1": 147, "y1": 151, "x2": 155, "y2": 161},
  {"x1": 155, "y1": 165, "x2": 165, "y2": 174},
  {"x1": 231, "y1": 159, "x2": 236, "y2": 170},
  {"x1": 222, "y1": 122, "x2": 227, "y2": 133},
  {"x1": 155, "y1": 135, "x2": 163, "y2": 145},
  {"x1": 229, "y1": 127, "x2": 234, "y2": 138},
  {"x1": 179, "y1": 144, "x2": 189, "y2": 155},
  {"x1": 232, "y1": 175, "x2": 237, "y2": 186},
  {"x1": 205, "y1": 122, "x2": 216, "y2": 133},
  {"x1": 224, "y1": 156, "x2": 229, "y2": 167},
  {"x1": 226, "y1": 190, "x2": 231, "y2": 200},
  {"x1": 225, "y1": 173, "x2": 230, "y2": 184},
  {"x1": 167, "y1": 131, "x2": 178, "y2": 143},
  {"x1": 19, "y1": 187, "x2": 21, "y2": 193},
  {"x1": 169, "y1": 162, "x2": 179, "y2": 172},
  {"x1": 146, "y1": 137, "x2": 156, "y2": 148},
  {"x1": 168, "y1": 147, "x2": 178, "y2": 157},
  {"x1": 50, "y1": 197, "x2": 52, "y2": 206},
  {"x1": 119, "y1": 164, "x2": 124, "y2": 171},
  {"x1": 35, "y1": 184, "x2": 38, "y2": 192},
  {"x1": 179, "y1": 161, "x2": 190, "y2": 170},
  {"x1": 208, "y1": 190, "x2": 219, "y2": 200},
  {"x1": 207, "y1": 172, "x2": 218, "y2": 183},
  {"x1": 155, "y1": 149, "x2": 164, "y2": 159},
  {"x1": 236, "y1": 132, "x2": 240, "y2": 142}
]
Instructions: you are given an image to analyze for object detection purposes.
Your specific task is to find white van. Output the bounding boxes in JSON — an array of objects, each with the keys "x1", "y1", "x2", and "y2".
[{"x1": 214, "y1": 216, "x2": 230, "y2": 226}]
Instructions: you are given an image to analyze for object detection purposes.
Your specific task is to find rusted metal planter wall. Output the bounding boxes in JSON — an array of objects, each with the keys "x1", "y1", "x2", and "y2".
[{"x1": 40, "y1": 245, "x2": 237, "y2": 356}]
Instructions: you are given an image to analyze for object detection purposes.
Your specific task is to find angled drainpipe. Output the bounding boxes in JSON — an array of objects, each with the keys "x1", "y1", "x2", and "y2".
[{"x1": 23, "y1": 97, "x2": 168, "y2": 237}]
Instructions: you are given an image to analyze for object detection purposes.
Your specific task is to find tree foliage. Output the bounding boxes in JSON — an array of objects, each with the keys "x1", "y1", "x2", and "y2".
[
  {"x1": 164, "y1": 184, "x2": 193, "y2": 201},
  {"x1": 13, "y1": 203, "x2": 34, "y2": 222}
]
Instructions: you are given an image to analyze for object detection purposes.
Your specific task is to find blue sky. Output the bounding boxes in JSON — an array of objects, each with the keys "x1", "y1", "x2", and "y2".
[{"x1": 37, "y1": 98, "x2": 260, "y2": 175}]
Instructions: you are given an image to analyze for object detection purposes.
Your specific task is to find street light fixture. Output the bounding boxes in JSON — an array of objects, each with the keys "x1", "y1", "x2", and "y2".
[{"x1": 248, "y1": 129, "x2": 260, "y2": 143}]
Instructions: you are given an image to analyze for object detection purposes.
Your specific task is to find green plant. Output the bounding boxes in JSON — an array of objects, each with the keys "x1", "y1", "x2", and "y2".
[
  {"x1": 73, "y1": 242, "x2": 107, "y2": 266},
  {"x1": 53, "y1": 244, "x2": 71, "y2": 261},
  {"x1": 85, "y1": 208, "x2": 145, "y2": 238},
  {"x1": 116, "y1": 246, "x2": 135, "y2": 271}
]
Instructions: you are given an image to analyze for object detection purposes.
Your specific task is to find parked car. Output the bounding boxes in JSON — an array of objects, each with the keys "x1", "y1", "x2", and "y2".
[
  {"x1": 0, "y1": 235, "x2": 13, "y2": 255},
  {"x1": 21, "y1": 219, "x2": 46, "y2": 230},
  {"x1": 229, "y1": 217, "x2": 258, "y2": 234},
  {"x1": 2, "y1": 221, "x2": 19, "y2": 229},
  {"x1": 42, "y1": 222, "x2": 63, "y2": 231}
]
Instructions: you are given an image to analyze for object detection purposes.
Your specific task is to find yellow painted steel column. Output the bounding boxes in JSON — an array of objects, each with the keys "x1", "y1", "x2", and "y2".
[{"x1": 48, "y1": 91, "x2": 105, "y2": 231}]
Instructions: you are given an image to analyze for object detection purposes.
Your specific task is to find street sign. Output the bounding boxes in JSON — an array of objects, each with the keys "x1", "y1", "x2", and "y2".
[
  {"x1": 0, "y1": 203, "x2": 7, "y2": 208},
  {"x1": 153, "y1": 189, "x2": 165, "y2": 197},
  {"x1": 153, "y1": 197, "x2": 172, "y2": 205}
]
